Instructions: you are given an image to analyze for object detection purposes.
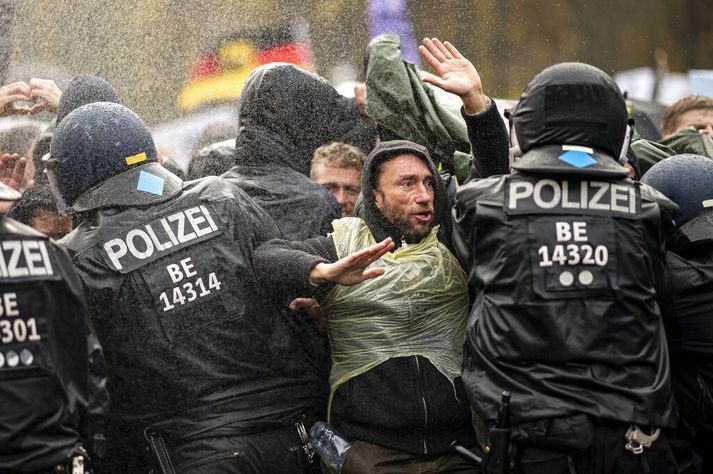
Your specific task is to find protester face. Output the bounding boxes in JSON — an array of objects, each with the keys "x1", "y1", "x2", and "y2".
[
  {"x1": 374, "y1": 154, "x2": 435, "y2": 241},
  {"x1": 311, "y1": 163, "x2": 361, "y2": 217},
  {"x1": 668, "y1": 108, "x2": 713, "y2": 138},
  {"x1": 30, "y1": 210, "x2": 73, "y2": 240}
]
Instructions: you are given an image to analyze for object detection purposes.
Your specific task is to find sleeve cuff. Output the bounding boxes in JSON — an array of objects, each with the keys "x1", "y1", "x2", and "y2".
[{"x1": 460, "y1": 96, "x2": 494, "y2": 118}]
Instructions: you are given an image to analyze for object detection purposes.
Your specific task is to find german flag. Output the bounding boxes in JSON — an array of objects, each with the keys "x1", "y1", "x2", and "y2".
[{"x1": 177, "y1": 25, "x2": 314, "y2": 112}]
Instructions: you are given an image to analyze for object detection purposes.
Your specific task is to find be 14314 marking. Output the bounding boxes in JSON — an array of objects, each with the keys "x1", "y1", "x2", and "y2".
[{"x1": 158, "y1": 257, "x2": 223, "y2": 312}]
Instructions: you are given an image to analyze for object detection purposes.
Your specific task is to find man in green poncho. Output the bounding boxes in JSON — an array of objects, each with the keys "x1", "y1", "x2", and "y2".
[
  {"x1": 255, "y1": 138, "x2": 479, "y2": 473},
  {"x1": 633, "y1": 95, "x2": 713, "y2": 175}
]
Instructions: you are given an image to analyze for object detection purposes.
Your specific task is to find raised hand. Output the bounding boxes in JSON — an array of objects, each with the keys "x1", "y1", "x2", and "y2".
[
  {"x1": 28, "y1": 78, "x2": 62, "y2": 114},
  {"x1": 0, "y1": 82, "x2": 32, "y2": 117},
  {"x1": 418, "y1": 38, "x2": 490, "y2": 114},
  {"x1": 309, "y1": 237, "x2": 394, "y2": 286},
  {"x1": 0, "y1": 154, "x2": 27, "y2": 192}
]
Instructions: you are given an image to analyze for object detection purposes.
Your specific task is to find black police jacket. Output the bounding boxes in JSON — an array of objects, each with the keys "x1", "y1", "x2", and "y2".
[
  {"x1": 0, "y1": 217, "x2": 108, "y2": 472},
  {"x1": 453, "y1": 170, "x2": 677, "y2": 428},
  {"x1": 662, "y1": 208, "x2": 713, "y2": 452},
  {"x1": 664, "y1": 208, "x2": 713, "y2": 359},
  {"x1": 63, "y1": 175, "x2": 320, "y2": 466}
]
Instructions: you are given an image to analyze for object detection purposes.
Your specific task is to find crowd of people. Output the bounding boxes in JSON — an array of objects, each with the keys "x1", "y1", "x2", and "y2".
[{"x1": 0, "y1": 34, "x2": 712, "y2": 474}]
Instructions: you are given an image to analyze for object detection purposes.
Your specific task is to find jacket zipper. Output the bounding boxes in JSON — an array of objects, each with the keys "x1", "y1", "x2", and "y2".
[
  {"x1": 179, "y1": 450, "x2": 244, "y2": 470},
  {"x1": 414, "y1": 356, "x2": 429, "y2": 454}
]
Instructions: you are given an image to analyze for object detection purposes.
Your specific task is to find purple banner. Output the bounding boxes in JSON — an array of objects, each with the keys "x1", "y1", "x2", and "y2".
[{"x1": 368, "y1": 0, "x2": 421, "y2": 67}]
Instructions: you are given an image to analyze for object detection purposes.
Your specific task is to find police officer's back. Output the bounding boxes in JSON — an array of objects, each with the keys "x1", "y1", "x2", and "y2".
[
  {"x1": 0, "y1": 179, "x2": 108, "y2": 473},
  {"x1": 47, "y1": 103, "x2": 318, "y2": 473},
  {"x1": 452, "y1": 63, "x2": 677, "y2": 473}
]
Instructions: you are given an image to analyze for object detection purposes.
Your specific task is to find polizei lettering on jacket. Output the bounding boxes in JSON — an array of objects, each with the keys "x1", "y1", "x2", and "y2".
[
  {"x1": 0, "y1": 240, "x2": 54, "y2": 279},
  {"x1": 504, "y1": 176, "x2": 641, "y2": 218},
  {"x1": 102, "y1": 204, "x2": 221, "y2": 273}
]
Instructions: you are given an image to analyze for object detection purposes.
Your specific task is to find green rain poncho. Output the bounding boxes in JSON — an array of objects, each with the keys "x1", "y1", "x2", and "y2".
[
  {"x1": 633, "y1": 126, "x2": 713, "y2": 176},
  {"x1": 321, "y1": 218, "x2": 469, "y2": 416},
  {"x1": 364, "y1": 34, "x2": 473, "y2": 183}
]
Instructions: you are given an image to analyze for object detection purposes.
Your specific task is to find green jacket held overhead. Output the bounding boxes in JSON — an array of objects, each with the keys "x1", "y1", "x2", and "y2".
[{"x1": 364, "y1": 34, "x2": 473, "y2": 183}]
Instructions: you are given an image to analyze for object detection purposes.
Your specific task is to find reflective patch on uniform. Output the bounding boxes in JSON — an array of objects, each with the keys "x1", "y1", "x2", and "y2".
[
  {"x1": 562, "y1": 145, "x2": 594, "y2": 154},
  {"x1": 558, "y1": 150, "x2": 597, "y2": 168},
  {"x1": 101, "y1": 203, "x2": 223, "y2": 273},
  {"x1": 703, "y1": 199, "x2": 713, "y2": 208},
  {"x1": 0, "y1": 288, "x2": 51, "y2": 379},
  {"x1": 528, "y1": 216, "x2": 618, "y2": 299},
  {"x1": 504, "y1": 175, "x2": 640, "y2": 219},
  {"x1": 125, "y1": 151, "x2": 148, "y2": 166},
  {"x1": 137, "y1": 171, "x2": 165, "y2": 196},
  {"x1": 0, "y1": 239, "x2": 58, "y2": 281}
]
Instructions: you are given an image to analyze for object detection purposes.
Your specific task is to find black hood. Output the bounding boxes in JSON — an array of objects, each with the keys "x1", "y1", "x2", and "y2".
[
  {"x1": 56, "y1": 75, "x2": 119, "y2": 125},
  {"x1": 234, "y1": 63, "x2": 376, "y2": 176},
  {"x1": 361, "y1": 140, "x2": 448, "y2": 249}
]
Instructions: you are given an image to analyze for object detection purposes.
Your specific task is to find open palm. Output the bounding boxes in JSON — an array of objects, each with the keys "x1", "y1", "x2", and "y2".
[
  {"x1": 418, "y1": 38, "x2": 488, "y2": 114},
  {"x1": 310, "y1": 238, "x2": 394, "y2": 286}
]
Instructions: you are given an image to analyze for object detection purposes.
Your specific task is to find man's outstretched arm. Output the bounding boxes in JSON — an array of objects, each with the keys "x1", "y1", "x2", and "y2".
[{"x1": 255, "y1": 236, "x2": 394, "y2": 303}]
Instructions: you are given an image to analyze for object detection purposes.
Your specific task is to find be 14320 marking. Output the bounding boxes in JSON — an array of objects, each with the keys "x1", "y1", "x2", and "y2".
[
  {"x1": 538, "y1": 243, "x2": 608, "y2": 267},
  {"x1": 536, "y1": 221, "x2": 609, "y2": 268},
  {"x1": 158, "y1": 257, "x2": 223, "y2": 312}
]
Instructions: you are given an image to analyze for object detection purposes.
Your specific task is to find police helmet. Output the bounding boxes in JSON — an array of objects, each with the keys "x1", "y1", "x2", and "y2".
[
  {"x1": 46, "y1": 102, "x2": 181, "y2": 214},
  {"x1": 510, "y1": 62, "x2": 630, "y2": 177},
  {"x1": 641, "y1": 154, "x2": 713, "y2": 225}
]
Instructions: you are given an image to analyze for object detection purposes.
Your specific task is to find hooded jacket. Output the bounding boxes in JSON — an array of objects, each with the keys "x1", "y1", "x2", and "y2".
[
  {"x1": 222, "y1": 62, "x2": 377, "y2": 241},
  {"x1": 255, "y1": 140, "x2": 476, "y2": 455}
]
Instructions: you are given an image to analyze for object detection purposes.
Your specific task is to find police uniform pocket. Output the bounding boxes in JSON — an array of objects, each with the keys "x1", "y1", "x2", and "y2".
[
  {"x1": 528, "y1": 215, "x2": 619, "y2": 299},
  {"x1": 135, "y1": 236, "x2": 245, "y2": 343},
  {"x1": 0, "y1": 286, "x2": 54, "y2": 379}
]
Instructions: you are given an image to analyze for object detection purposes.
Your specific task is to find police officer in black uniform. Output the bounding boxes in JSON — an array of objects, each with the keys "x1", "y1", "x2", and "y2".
[
  {"x1": 451, "y1": 63, "x2": 678, "y2": 473},
  {"x1": 642, "y1": 154, "x2": 713, "y2": 473},
  {"x1": 46, "y1": 102, "x2": 319, "y2": 473},
  {"x1": 0, "y1": 156, "x2": 109, "y2": 473}
]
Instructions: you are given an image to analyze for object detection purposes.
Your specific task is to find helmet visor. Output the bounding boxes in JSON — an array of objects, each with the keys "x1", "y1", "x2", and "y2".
[{"x1": 42, "y1": 153, "x2": 73, "y2": 216}]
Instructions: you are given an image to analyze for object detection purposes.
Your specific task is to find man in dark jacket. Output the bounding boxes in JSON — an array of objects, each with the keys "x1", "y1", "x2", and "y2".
[
  {"x1": 48, "y1": 102, "x2": 318, "y2": 473},
  {"x1": 256, "y1": 139, "x2": 477, "y2": 474},
  {"x1": 642, "y1": 154, "x2": 713, "y2": 473},
  {"x1": 222, "y1": 62, "x2": 377, "y2": 241},
  {"x1": 0, "y1": 155, "x2": 108, "y2": 473},
  {"x1": 433, "y1": 39, "x2": 678, "y2": 471}
]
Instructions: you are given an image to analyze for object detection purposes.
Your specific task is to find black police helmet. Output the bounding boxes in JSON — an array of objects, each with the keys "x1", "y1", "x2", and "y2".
[
  {"x1": 49, "y1": 102, "x2": 158, "y2": 208},
  {"x1": 641, "y1": 154, "x2": 713, "y2": 224},
  {"x1": 512, "y1": 62, "x2": 628, "y2": 158}
]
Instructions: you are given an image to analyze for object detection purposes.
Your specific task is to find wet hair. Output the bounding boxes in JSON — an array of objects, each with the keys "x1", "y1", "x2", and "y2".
[
  {"x1": 7, "y1": 185, "x2": 59, "y2": 226},
  {"x1": 162, "y1": 158, "x2": 186, "y2": 180},
  {"x1": 187, "y1": 140, "x2": 235, "y2": 180},
  {"x1": 662, "y1": 95, "x2": 713, "y2": 133},
  {"x1": 310, "y1": 142, "x2": 366, "y2": 178}
]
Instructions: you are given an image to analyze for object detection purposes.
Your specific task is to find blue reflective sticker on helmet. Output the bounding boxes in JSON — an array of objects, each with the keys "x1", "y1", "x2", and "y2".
[
  {"x1": 558, "y1": 150, "x2": 597, "y2": 168},
  {"x1": 137, "y1": 171, "x2": 165, "y2": 195}
]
